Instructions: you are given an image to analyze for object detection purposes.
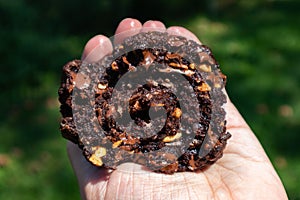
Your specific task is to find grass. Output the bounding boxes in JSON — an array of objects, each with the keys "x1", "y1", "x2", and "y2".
[{"x1": 0, "y1": 0, "x2": 299, "y2": 199}]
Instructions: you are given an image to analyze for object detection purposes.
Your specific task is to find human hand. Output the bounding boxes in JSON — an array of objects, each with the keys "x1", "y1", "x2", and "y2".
[{"x1": 67, "y1": 18, "x2": 288, "y2": 200}]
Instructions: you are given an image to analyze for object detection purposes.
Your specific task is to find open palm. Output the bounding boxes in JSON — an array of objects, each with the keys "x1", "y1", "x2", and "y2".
[{"x1": 67, "y1": 18, "x2": 287, "y2": 200}]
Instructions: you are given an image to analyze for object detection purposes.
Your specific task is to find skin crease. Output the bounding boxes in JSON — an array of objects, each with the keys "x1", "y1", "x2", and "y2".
[{"x1": 67, "y1": 18, "x2": 288, "y2": 200}]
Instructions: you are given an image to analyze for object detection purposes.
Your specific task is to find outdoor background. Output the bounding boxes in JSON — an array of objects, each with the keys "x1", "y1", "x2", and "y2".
[{"x1": 1, "y1": 0, "x2": 299, "y2": 199}]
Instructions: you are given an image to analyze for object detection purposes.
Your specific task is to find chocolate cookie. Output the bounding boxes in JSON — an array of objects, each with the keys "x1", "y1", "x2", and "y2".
[{"x1": 58, "y1": 31, "x2": 231, "y2": 174}]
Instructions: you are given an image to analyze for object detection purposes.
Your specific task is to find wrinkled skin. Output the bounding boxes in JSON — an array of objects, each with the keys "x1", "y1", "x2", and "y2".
[{"x1": 67, "y1": 18, "x2": 288, "y2": 200}]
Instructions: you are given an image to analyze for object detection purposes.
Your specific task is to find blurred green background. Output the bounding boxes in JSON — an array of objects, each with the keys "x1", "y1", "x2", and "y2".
[{"x1": 1, "y1": 0, "x2": 299, "y2": 199}]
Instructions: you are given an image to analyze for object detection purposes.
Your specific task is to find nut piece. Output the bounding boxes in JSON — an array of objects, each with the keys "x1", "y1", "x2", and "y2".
[
  {"x1": 111, "y1": 61, "x2": 119, "y2": 71},
  {"x1": 112, "y1": 140, "x2": 122, "y2": 149},
  {"x1": 198, "y1": 64, "x2": 211, "y2": 72},
  {"x1": 163, "y1": 132, "x2": 182, "y2": 143},
  {"x1": 189, "y1": 63, "x2": 196, "y2": 70},
  {"x1": 151, "y1": 103, "x2": 165, "y2": 107},
  {"x1": 98, "y1": 83, "x2": 107, "y2": 90},
  {"x1": 159, "y1": 162, "x2": 179, "y2": 174},
  {"x1": 197, "y1": 82, "x2": 211, "y2": 92},
  {"x1": 169, "y1": 62, "x2": 188, "y2": 70},
  {"x1": 184, "y1": 70, "x2": 195, "y2": 76},
  {"x1": 172, "y1": 108, "x2": 182, "y2": 118},
  {"x1": 88, "y1": 146, "x2": 107, "y2": 166}
]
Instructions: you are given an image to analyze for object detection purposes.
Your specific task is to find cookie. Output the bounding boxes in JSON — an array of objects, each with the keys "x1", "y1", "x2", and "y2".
[{"x1": 58, "y1": 31, "x2": 231, "y2": 174}]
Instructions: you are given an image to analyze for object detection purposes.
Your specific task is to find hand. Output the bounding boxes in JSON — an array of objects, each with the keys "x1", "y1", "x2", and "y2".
[{"x1": 67, "y1": 18, "x2": 288, "y2": 200}]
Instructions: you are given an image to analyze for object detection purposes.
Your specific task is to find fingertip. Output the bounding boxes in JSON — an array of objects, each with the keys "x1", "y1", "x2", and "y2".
[
  {"x1": 142, "y1": 20, "x2": 166, "y2": 32},
  {"x1": 167, "y1": 26, "x2": 201, "y2": 44},
  {"x1": 66, "y1": 141, "x2": 81, "y2": 162},
  {"x1": 114, "y1": 18, "x2": 142, "y2": 44},
  {"x1": 115, "y1": 18, "x2": 143, "y2": 34},
  {"x1": 81, "y1": 35, "x2": 113, "y2": 63},
  {"x1": 66, "y1": 141, "x2": 86, "y2": 177}
]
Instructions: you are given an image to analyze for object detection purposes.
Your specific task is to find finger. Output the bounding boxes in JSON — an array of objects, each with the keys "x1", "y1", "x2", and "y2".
[
  {"x1": 67, "y1": 141, "x2": 87, "y2": 177},
  {"x1": 67, "y1": 141, "x2": 104, "y2": 181},
  {"x1": 81, "y1": 35, "x2": 113, "y2": 63},
  {"x1": 167, "y1": 26, "x2": 201, "y2": 44},
  {"x1": 224, "y1": 93, "x2": 250, "y2": 130},
  {"x1": 67, "y1": 141, "x2": 110, "y2": 199},
  {"x1": 114, "y1": 18, "x2": 142, "y2": 45},
  {"x1": 222, "y1": 93, "x2": 271, "y2": 163},
  {"x1": 142, "y1": 20, "x2": 166, "y2": 32}
]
